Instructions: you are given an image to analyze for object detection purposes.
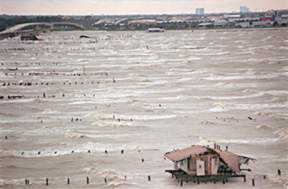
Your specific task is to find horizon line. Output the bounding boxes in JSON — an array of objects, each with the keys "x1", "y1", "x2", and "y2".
[{"x1": 0, "y1": 8, "x2": 286, "y2": 17}]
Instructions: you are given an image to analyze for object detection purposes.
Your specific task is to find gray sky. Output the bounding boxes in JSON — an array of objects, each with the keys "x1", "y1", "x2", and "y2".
[{"x1": 0, "y1": 0, "x2": 287, "y2": 15}]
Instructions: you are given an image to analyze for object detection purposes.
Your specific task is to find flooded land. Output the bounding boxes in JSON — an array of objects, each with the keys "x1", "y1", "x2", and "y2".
[{"x1": 0, "y1": 28, "x2": 288, "y2": 189}]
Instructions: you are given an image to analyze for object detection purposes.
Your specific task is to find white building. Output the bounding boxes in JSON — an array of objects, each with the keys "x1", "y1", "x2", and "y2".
[
  {"x1": 240, "y1": 6, "x2": 249, "y2": 14},
  {"x1": 195, "y1": 8, "x2": 205, "y2": 16}
]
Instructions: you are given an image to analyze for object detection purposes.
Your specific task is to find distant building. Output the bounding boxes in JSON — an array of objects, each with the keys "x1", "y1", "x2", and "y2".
[
  {"x1": 240, "y1": 6, "x2": 249, "y2": 14},
  {"x1": 195, "y1": 8, "x2": 205, "y2": 16}
]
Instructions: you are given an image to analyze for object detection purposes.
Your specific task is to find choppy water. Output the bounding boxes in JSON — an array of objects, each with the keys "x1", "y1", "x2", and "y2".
[{"x1": 0, "y1": 28, "x2": 288, "y2": 189}]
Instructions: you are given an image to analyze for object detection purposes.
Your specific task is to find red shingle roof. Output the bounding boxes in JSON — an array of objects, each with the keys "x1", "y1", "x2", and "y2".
[
  {"x1": 164, "y1": 145, "x2": 210, "y2": 162},
  {"x1": 165, "y1": 145, "x2": 243, "y2": 173},
  {"x1": 215, "y1": 149, "x2": 240, "y2": 173}
]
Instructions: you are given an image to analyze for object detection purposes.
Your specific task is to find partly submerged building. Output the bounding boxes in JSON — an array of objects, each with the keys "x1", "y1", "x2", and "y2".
[{"x1": 165, "y1": 145, "x2": 254, "y2": 183}]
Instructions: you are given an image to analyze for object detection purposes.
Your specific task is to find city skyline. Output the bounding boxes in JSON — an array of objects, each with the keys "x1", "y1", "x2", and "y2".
[{"x1": 0, "y1": 0, "x2": 287, "y2": 15}]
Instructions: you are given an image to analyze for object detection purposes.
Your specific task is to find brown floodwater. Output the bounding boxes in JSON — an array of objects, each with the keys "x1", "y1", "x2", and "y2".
[{"x1": 0, "y1": 28, "x2": 287, "y2": 189}]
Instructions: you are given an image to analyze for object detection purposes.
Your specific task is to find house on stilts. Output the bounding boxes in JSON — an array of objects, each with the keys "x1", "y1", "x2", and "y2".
[{"x1": 164, "y1": 145, "x2": 254, "y2": 185}]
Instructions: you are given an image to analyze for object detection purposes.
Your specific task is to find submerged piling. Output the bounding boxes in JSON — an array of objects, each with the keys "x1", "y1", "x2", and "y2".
[
  {"x1": 252, "y1": 178, "x2": 255, "y2": 186},
  {"x1": 277, "y1": 169, "x2": 281, "y2": 176},
  {"x1": 67, "y1": 178, "x2": 70, "y2": 184},
  {"x1": 86, "y1": 177, "x2": 89, "y2": 184}
]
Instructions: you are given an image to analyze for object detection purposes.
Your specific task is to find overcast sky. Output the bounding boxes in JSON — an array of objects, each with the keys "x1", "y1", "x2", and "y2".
[{"x1": 0, "y1": 0, "x2": 287, "y2": 15}]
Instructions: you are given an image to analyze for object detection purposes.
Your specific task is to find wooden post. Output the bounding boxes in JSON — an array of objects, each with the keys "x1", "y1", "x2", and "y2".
[
  {"x1": 67, "y1": 178, "x2": 70, "y2": 185},
  {"x1": 104, "y1": 178, "x2": 107, "y2": 183},
  {"x1": 148, "y1": 175, "x2": 151, "y2": 181},
  {"x1": 243, "y1": 175, "x2": 246, "y2": 182},
  {"x1": 277, "y1": 169, "x2": 281, "y2": 176},
  {"x1": 252, "y1": 178, "x2": 255, "y2": 186},
  {"x1": 46, "y1": 178, "x2": 49, "y2": 185},
  {"x1": 263, "y1": 175, "x2": 266, "y2": 179},
  {"x1": 86, "y1": 177, "x2": 89, "y2": 184}
]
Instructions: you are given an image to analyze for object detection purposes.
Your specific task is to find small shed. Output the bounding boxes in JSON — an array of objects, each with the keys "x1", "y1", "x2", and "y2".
[{"x1": 164, "y1": 145, "x2": 254, "y2": 183}]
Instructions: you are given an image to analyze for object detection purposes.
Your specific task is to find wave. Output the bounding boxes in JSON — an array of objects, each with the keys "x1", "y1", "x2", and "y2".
[
  {"x1": 198, "y1": 92, "x2": 265, "y2": 101},
  {"x1": 205, "y1": 72, "x2": 283, "y2": 81},
  {"x1": 216, "y1": 137, "x2": 280, "y2": 145},
  {"x1": 1, "y1": 142, "x2": 151, "y2": 158},
  {"x1": 255, "y1": 125, "x2": 274, "y2": 130},
  {"x1": 274, "y1": 128, "x2": 288, "y2": 141},
  {"x1": 88, "y1": 112, "x2": 176, "y2": 122}
]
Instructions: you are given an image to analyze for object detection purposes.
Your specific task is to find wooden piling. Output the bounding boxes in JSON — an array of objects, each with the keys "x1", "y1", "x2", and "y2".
[
  {"x1": 252, "y1": 178, "x2": 255, "y2": 186},
  {"x1": 277, "y1": 169, "x2": 281, "y2": 176},
  {"x1": 104, "y1": 178, "x2": 107, "y2": 183},
  {"x1": 67, "y1": 178, "x2": 70, "y2": 184},
  {"x1": 46, "y1": 178, "x2": 49, "y2": 186},
  {"x1": 148, "y1": 175, "x2": 151, "y2": 181},
  {"x1": 86, "y1": 177, "x2": 89, "y2": 184},
  {"x1": 243, "y1": 175, "x2": 246, "y2": 182}
]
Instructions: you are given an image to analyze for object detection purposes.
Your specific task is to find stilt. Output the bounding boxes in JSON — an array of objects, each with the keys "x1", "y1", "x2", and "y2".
[
  {"x1": 277, "y1": 169, "x2": 281, "y2": 176},
  {"x1": 86, "y1": 177, "x2": 89, "y2": 184}
]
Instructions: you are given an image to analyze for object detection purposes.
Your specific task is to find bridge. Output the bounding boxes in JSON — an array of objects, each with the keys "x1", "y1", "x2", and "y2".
[{"x1": 0, "y1": 22, "x2": 85, "y2": 40}]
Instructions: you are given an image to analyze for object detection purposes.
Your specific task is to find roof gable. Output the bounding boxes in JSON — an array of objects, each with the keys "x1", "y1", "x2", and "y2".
[{"x1": 164, "y1": 145, "x2": 210, "y2": 162}]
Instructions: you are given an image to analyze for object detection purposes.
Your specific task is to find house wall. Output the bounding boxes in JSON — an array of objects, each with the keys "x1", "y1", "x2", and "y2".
[
  {"x1": 178, "y1": 158, "x2": 189, "y2": 173},
  {"x1": 196, "y1": 159, "x2": 205, "y2": 176},
  {"x1": 211, "y1": 156, "x2": 219, "y2": 175},
  {"x1": 176, "y1": 154, "x2": 220, "y2": 176}
]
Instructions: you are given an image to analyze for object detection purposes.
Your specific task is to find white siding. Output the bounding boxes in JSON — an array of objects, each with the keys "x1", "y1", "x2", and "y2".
[
  {"x1": 196, "y1": 159, "x2": 205, "y2": 176},
  {"x1": 211, "y1": 157, "x2": 219, "y2": 175}
]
